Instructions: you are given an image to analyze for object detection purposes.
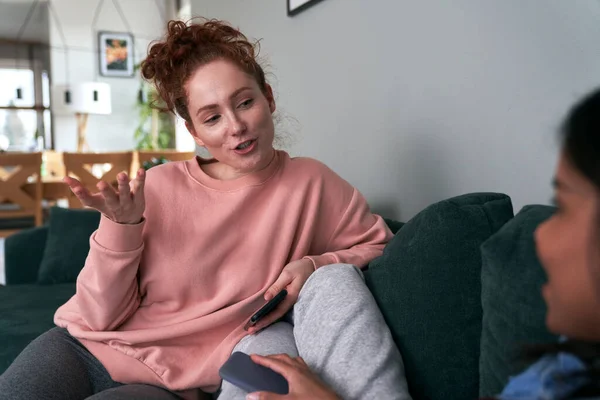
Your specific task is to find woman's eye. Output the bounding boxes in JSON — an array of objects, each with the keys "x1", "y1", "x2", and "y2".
[
  {"x1": 239, "y1": 99, "x2": 254, "y2": 108},
  {"x1": 205, "y1": 115, "x2": 221, "y2": 124}
]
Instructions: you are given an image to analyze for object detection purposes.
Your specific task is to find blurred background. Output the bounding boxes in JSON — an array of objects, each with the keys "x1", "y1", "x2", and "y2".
[{"x1": 0, "y1": 0, "x2": 599, "y2": 221}]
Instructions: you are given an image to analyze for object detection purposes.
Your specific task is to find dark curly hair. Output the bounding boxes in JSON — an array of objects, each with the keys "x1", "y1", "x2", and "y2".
[{"x1": 140, "y1": 18, "x2": 268, "y2": 123}]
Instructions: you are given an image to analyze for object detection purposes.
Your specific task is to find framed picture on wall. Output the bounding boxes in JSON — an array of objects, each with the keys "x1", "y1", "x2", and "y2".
[
  {"x1": 98, "y1": 31, "x2": 135, "y2": 78},
  {"x1": 288, "y1": 0, "x2": 325, "y2": 16}
]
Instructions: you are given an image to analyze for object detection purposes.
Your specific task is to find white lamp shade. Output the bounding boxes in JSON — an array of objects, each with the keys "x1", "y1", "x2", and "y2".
[
  {"x1": 71, "y1": 82, "x2": 112, "y2": 115},
  {"x1": 51, "y1": 84, "x2": 75, "y2": 115}
]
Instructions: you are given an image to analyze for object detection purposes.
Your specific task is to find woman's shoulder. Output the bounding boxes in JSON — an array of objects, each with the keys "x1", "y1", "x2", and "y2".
[
  {"x1": 145, "y1": 159, "x2": 189, "y2": 176},
  {"x1": 281, "y1": 153, "x2": 354, "y2": 193},
  {"x1": 284, "y1": 154, "x2": 339, "y2": 180},
  {"x1": 143, "y1": 160, "x2": 191, "y2": 189}
]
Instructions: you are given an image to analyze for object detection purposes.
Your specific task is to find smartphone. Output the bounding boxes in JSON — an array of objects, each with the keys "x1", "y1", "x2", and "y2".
[
  {"x1": 219, "y1": 351, "x2": 289, "y2": 394},
  {"x1": 244, "y1": 289, "x2": 288, "y2": 331}
]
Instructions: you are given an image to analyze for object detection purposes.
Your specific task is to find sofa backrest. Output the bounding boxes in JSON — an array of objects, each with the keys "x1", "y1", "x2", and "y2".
[
  {"x1": 365, "y1": 192, "x2": 514, "y2": 400},
  {"x1": 4, "y1": 207, "x2": 100, "y2": 285}
]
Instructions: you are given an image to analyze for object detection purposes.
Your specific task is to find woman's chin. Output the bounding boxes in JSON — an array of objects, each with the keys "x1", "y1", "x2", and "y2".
[
  {"x1": 234, "y1": 148, "x2": 274, "y2": 172},
  {"x1": 545, "y1": 309, "x2": 576, "y2": 339}
]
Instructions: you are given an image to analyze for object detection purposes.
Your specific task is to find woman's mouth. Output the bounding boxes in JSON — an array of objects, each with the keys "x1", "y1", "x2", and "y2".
[{"x1": 233, "y1": 139, "x2": 257, "y2": 154}]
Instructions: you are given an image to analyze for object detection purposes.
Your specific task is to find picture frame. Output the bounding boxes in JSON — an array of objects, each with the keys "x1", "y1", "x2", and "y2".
[
  {"x1": 287, "y1": 0, "x2": 325, "y2": 16},
  {"x1": 98, "y1": 31, "x2": 135, "y2": 78}
]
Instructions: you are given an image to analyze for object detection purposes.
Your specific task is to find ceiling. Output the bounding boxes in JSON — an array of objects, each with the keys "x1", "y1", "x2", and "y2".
[{"x1": 0, "y1": 0, "x2": 50, "y2": 44}]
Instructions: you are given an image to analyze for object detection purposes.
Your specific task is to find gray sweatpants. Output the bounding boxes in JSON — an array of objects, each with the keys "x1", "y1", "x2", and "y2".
[
  {"x1": 218, "y1": 264, "x2": 411, "y2": 400},
  {"x1": 0, "y1": 264, "x2": 410, "y2": 400}
]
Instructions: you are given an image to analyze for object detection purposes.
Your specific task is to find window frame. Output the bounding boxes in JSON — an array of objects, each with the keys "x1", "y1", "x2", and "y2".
[{"x1": 0, "y1": 40, "x2": 53, "y2": 150}]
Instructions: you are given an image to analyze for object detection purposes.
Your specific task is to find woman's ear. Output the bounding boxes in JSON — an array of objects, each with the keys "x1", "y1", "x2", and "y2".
[
  {"x1": 264, "y1": 84, "x2": 276, "y2": 114},
  {"x1": 186, "y1": 121, "x2": 204, "y2": 147}
]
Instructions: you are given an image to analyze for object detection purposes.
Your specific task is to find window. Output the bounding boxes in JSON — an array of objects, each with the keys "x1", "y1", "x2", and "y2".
[{"x1": 0, "y1": 44, "x2": 52, "y2": 151}]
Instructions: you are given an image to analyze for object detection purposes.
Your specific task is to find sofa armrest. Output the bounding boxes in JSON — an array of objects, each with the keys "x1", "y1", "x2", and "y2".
[{"x1": 5, "y1": 226, "x2": 48, "y2": 285}]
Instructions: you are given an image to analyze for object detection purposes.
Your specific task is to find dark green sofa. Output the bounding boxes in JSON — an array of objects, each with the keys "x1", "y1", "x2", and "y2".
[{"x1": 0, "y1": 193, "x2": 557, "y2": 399}]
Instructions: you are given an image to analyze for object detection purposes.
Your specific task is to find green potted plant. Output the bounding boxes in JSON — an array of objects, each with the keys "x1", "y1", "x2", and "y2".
[{"x1": 134, "y1": 64, "x2": 175, "y2": 150}]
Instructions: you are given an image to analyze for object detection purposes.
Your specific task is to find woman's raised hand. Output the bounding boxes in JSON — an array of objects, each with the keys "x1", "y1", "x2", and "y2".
[{"x1": 63, "y1": 168, "x2": 146, "y2": 225}]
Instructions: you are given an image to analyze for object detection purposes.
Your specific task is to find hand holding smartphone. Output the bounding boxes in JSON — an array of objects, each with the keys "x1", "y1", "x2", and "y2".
[
  {"x1": 219, "y1": 352, "x2": 289, "y2": 395},
  {"x1": 222, "y1": 290, "x2": 289, "y2": 393},
  {"x1": 244, "y1": 289, "x2": 287, "y2": 331}
]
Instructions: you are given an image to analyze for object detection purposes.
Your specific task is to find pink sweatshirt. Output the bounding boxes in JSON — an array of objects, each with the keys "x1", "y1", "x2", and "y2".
[{"x1": 54, "y1": 150, "x2": 393, "y2": 397}]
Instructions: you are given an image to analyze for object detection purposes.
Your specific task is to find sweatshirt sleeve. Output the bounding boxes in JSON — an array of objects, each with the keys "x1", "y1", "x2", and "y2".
[
  {"x1": 73, "y1": 214, "x2": 145, "y2": 331},
  {"x1": 302, "y1": 168, "x2": 393, "y2": 270}
]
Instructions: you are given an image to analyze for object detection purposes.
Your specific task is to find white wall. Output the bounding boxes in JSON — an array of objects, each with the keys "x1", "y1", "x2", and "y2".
[
  {"x1": 191, "y1": 0, "x2": 600, "y2": 220},
  {"x1": 49, "y1": 0, "x2": 175, "y2": 152},
  {"x1": 0, "y1": 1, "x2": 49, "y2": 44}
]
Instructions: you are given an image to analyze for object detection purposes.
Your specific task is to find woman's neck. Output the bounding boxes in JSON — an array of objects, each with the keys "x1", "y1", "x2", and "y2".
[{"x1": 200, "y1": 149, "x2": 276, "y2": 181}]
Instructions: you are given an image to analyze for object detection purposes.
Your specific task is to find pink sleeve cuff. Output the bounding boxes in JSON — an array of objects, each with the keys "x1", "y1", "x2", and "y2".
[
  {"x1": 94, "y1": 214, "x2": 145, "y2": 252},
  {"x1": 302, "y1": 254, "x2": 338, "y2": 270}
]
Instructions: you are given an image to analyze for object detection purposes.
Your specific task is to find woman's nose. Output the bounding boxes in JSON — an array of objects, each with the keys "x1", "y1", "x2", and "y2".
[{"x1": 228, "y1": 113, "x2": 247, "y2": 136}]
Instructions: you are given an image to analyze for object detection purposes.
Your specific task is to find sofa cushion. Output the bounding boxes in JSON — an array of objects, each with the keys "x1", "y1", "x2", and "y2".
[
  {"x1": 479, "y1": 205, "x2": 558, "y2": 397},
  {"x1": 37, "y1": 207, "x2": 100, "y2": 284},
  {"x1": 5, "y1": 226, "x2": 48, "y2": 284},
  {"x1": 364, "y1": 192, "x2": 514, "y2": 400},
  {"x1": 0, "y1": 283, "x2": 76, "y2": 374}
]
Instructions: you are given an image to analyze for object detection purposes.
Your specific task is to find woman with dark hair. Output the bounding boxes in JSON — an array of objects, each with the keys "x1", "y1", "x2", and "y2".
[{"x1": 489, "y1": 87, "x2": 600, "y2": 400}]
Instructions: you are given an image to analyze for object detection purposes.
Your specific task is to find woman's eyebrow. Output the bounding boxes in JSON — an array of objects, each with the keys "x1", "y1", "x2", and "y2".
[{"x1": 195, "y1": 87, "x2": 253, "y2": 116}]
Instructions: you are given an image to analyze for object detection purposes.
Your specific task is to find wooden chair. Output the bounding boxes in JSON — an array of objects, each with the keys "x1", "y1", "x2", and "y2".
[
  {"x1": 62, "y1": 152, "x2": 134, "y2": 209},
  {"x1": 44, "y1": 150, "x2": 66, "y2": 178},
  {"x1": 0, "y1": 152, "x2": 43, "y2": 237},
  {"x1": 133, "y1": 150, "x2": 196, "y2": 175}
]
